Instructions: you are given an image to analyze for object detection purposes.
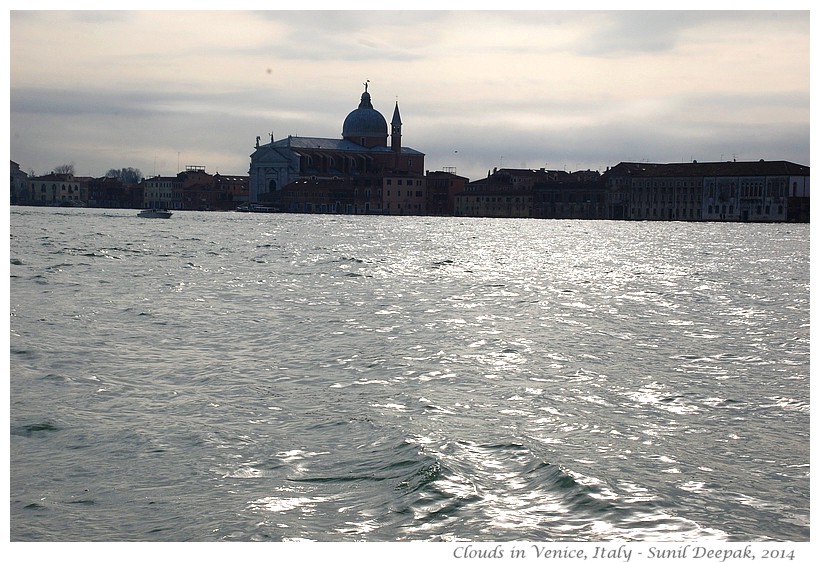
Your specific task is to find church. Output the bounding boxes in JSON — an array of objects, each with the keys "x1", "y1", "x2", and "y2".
[{"x1": 248, "y1": 83, "x2": 426, "y2": 213}]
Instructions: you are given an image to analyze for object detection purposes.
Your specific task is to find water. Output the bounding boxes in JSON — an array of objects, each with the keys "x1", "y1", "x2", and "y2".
[{"x1": 9, "y1": 207, "x2": 810, "y2": 542}]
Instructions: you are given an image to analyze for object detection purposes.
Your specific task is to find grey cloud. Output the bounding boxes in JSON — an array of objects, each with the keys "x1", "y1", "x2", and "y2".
[
  {"x1": 674, "y1": 91, "x2": 809, "y2": 117},
  {"x1": 571, "y1": 11, "x2": 807, "y2": 58},
  {"x1": 573, "y1": 11, "x2": 704, "y2": 56},
  {"x1": 10, "y1": 10, "x2": 808, "y2": 181},
  {"x1": 269, "y1": 40, "x2": 422, "y2": 63},
  {"x1": 417, "y1": 113, "x2": 809, "y2": 181},
  {"x1": 252, "y1": 10, "x2": 443, "y2": 32},
  {"x1": 11, "y1": 88, "x2": 164, "y2": 118},
  {"x1": 70, "y1": 10, "x2": 136, "y2": 24},
  {"x1": 245, "y1": 10, "x2": 439, "y2": 62}
]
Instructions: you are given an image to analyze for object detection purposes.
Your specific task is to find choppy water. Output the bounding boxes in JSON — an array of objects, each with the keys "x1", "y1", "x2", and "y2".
[{"x1": 9, "y1": 207, "x2": 810, "y2": 542}]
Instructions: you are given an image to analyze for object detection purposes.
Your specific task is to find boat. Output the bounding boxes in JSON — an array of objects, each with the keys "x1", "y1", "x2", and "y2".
[
  {"x1": 138, "y1": 209, "x2": 173, "y2": 218},
  {"x1": 236, "y1": 203, "x2": 278, "y2": 213}
]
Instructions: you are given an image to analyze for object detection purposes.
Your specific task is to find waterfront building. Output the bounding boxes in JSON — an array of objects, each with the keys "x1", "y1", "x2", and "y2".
[
  {"x1": 455, "y1": 189, "x2": 533, "y2": 218},
  {"x1": 604, "y1": 160, "x2": 810, "y2": 222},
  {"x1": 214, "y1": 173, "x2": 250, "y2": 208},
  {"x1": 177, "y1": 166, "x2": 215, "y2": 210},
  {"x1": 86, "y1": 176, "x2": 142, "y2": 209},
  {"x1": 454, "y1": 160, "x2": 808, "y2": 222},
  {"x1": 280, "y1": 176, "x2": 358, "y2": 214},
  {"x1": 383, "y1": 174, "x2": 426, "y2": 215},
  {"x1": 142, "y1": 167, "x2": 249, "y2": 211},
  {"x1": 10, "y1": 161, "x2": 30, "y2": 205},
  {"x1": 248, "y1": 83, "x2": 425, "y2": 213},
  {"x1": 142, "y1": 174, "x2": 178, "y2": 209},
  {"x1": 454, "y1": 168, "x2": 568, "y2": 218},
  {"x1": 25, "y1": 172, "x2": 82, "y2": 206},
  {"x1": 532, "y1": 175, "x2": 607, "y2": 219},
  {"x1": 425, "y1": 170, "x2": 469, "y2": 216}
]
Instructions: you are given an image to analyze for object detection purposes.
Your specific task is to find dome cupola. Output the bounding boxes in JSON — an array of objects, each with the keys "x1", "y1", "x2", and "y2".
[{"x1": 342, "y1": 82, "x2": 388, "y2": 147}]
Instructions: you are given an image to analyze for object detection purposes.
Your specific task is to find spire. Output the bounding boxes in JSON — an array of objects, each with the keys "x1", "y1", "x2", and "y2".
[
  {"x1": 391, "y1": 101, "x2": 402, "y2": 127},
  {"x1": 391, "y1": 101, "x2": 402, "y2": 154}
]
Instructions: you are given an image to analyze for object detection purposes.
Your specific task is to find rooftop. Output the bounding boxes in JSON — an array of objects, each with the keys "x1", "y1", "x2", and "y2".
[{"x1": 271, "y1": 135, "x2": 423, "y2": 155}]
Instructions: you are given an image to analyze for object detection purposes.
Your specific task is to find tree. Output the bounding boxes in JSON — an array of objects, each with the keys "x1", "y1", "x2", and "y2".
[
  {"x1": 106, "y1": 167, "x2": 143, "y2": 184},
  {"x1": 53, "y1": 163, "x2": 75, "y2": 175}
]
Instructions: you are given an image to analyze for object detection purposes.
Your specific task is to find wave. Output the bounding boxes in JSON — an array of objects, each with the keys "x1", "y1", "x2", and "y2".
[
  {"x1": 11, "y1": 420, "x2": 62, "y2": 437},
  {"x1": 395, "y1": 438, "x2": 727, "y2": 541}
]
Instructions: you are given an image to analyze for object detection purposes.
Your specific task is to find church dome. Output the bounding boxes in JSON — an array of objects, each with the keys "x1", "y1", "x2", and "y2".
[{"x1": 342, "y1": 87, "x2": 388, "y2": 142}]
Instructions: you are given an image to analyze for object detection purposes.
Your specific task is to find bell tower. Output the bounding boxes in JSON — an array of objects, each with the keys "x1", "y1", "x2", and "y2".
[{"x1": 391, "y1": 101, "x2": 402, "y2": 154}]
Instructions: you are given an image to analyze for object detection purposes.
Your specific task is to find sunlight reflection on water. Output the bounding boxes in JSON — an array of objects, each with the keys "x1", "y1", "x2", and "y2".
[{"x1": 10, "y1": 208, "x2": 809, "y2": 541}]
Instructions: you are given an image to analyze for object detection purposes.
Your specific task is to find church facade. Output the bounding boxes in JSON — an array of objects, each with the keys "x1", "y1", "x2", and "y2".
[{"x1": 248, "y1": 83, "x2": 425, "y2": 213}]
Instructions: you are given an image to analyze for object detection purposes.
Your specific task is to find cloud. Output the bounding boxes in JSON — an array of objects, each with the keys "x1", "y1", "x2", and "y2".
[{"x1": 9, "y1": 10, "x2": 810, "y2": 181}]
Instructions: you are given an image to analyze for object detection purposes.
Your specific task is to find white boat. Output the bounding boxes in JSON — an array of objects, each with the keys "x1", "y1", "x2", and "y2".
[
  {"x1": 138, "y1": 209, "x2": 173, "y2": 218},
  {"x1": 236, "y1": 203, "x2": 278, "y2": 213}
]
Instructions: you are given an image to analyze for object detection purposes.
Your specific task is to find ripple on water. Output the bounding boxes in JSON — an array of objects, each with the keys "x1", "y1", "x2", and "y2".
[{"x1": 9, "y1": 210, "x2": 809, "y2": 542}]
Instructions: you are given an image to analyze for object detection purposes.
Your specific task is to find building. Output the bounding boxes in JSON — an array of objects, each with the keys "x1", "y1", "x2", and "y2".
[
  {"x1": 603, "y1": 160, "x2": 810, "y2": 222},
  {"x1": 248, "y1": 83, "x2": 426, "y2": 214},
  {"x1": 86, "y1": 176, "x2": 142, "y2": 209},
  {"x1": 453, "y1": 160, "x2": 808, "y2": 222},
  {"x1": 383, "y1": 174, "x2": 426, "y2": 215},
  {"x1": 214, "y1": 173, "x2": 250, "y2": 208},
  {"x1": 532, "y1": 171, "x2": 607, "y2": 219},
  {"x1": 142, "y1": 167, "x2": 249, "y2": 211},
  {"x1": 10, "y1": 161, "x2": 30, "y2": 205},
  {"x1": 25, "y1": 172, "x2": 83, "y2": 206},
  {"x1": 454, "y1": 168, "x2": 568, "y2": 218},
  {"x1": 425, "y1": 170, "x2": 469, "y2": 216},
  {"x1": 143, "y1": 174, "x2": 178, "y2": 209},
  {"x1": 280, "y1": 176, "x2": 357, "y2": 214}
]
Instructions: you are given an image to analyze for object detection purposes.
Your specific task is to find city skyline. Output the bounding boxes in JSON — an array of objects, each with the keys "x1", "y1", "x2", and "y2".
[{"x1": 9, "y1": 8, "x2": 810, "y2": 183}]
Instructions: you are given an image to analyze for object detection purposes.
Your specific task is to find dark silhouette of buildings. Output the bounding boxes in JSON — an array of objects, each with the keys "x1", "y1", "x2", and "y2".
[
  {"x1": 455, "y1": 161, "x2": 809, "y2": 222},
  {"x1": 9, "y1": 81, "x2": 810, "y2": 223}
]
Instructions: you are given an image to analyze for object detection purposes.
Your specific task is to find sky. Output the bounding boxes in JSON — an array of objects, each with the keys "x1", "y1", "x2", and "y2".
[{"x1": 8, "y1": 7, "x2": 811, "y2": 183}]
